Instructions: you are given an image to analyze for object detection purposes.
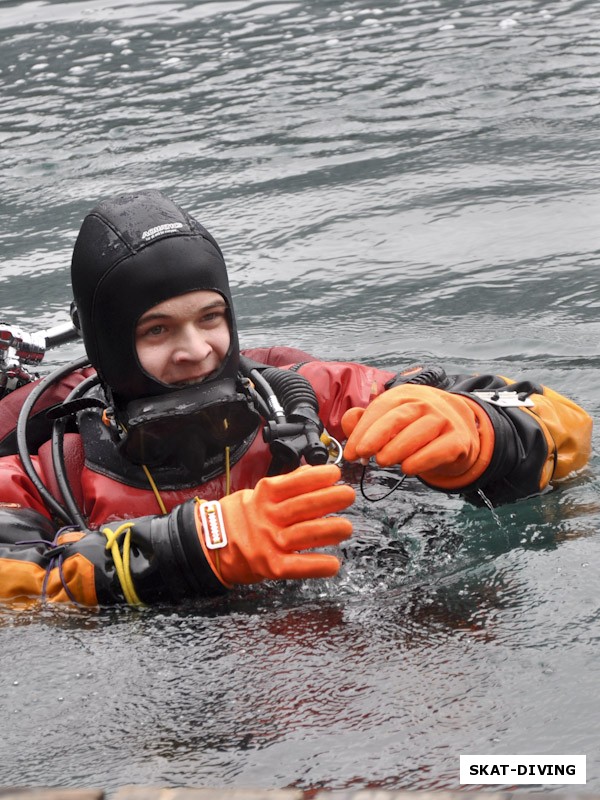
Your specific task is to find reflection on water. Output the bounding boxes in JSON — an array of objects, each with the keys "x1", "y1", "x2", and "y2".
[{"x1": 1, "y1": 0, "x2": 600, "y2": 795}]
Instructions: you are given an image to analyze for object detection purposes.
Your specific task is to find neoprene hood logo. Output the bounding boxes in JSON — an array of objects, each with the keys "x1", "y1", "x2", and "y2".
[{"x1": 141, "y1": 222, "x2": 184, "y2": 241}]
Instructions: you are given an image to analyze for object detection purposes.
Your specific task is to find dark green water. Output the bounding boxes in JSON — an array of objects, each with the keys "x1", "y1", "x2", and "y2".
[{"x1": 1, "y1": 0, "x2": 600, "y2": 794}]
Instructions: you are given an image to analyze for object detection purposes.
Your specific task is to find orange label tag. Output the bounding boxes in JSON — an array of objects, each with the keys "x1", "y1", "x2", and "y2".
[{"x1": 199, "y1": 501, "x2": 228, "y2": 550}]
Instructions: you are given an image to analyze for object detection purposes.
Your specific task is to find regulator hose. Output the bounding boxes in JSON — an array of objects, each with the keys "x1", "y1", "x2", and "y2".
[
  {"x1": 260, "y1": 367, "x2": 321, "y2": 421},
  {"x1": 16, "y1": 355, "x2": 90, "y2": 525},
  {"x1": 51, "y1": 372, "x2": 99, "y2": 533}
]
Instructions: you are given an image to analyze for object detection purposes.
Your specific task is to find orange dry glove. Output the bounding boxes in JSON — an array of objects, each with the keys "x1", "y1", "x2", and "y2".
[
  {"x1": 195, "y1": 464, "x2": 355, "y2": 586},
  {"x1": 342, "y1": 384, "x2": 495, "y2": 490}
]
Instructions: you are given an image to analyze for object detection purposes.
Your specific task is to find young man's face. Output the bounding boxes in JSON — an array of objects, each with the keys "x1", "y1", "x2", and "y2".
[{"x1": 135, "y1": 290, "x2": 231, "y2": 386}]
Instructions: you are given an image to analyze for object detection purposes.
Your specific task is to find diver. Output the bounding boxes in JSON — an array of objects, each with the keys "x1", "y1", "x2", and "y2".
[{"x1": 0, "y1": 189, "x2": 592, "y2": 607}]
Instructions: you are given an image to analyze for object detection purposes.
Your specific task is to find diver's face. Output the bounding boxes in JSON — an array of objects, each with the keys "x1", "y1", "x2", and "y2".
[{"x1": 135, "y1": 290, "x2": 231, "y2": 386}]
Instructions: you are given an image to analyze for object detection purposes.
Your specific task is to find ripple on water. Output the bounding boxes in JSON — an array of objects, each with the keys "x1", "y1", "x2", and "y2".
[{"x1": 1, "y1": 0, "x2": 600, "y2": 793}]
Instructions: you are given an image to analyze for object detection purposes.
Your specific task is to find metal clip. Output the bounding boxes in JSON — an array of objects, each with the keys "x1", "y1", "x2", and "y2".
[{"x1": 472, "y1": 390, "x2": 534, "y2": 408}]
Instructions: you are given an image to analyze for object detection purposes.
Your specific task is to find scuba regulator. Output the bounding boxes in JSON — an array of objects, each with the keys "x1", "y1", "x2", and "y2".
[{"x1": 240, "y1": 357, "x2": 342, "y2": 475}]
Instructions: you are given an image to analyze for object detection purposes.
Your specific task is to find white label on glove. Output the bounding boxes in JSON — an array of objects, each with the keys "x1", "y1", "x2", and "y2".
[
  {"x1": 199, "y1": 500, "x2": 228, "y2": 549},
  {"x1": 472, "y1": 391, "x2": 535, "y2": 408}
]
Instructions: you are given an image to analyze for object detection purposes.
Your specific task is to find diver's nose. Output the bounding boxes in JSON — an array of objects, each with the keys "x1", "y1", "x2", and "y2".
[{"x1": 172, "y1": 326, "x2": 212, "y2": 363}]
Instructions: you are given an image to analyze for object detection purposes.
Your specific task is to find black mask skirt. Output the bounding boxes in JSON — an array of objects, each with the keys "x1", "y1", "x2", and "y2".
[{"x1": 70, "y1": 189, "x2": 259, "y2": 475}]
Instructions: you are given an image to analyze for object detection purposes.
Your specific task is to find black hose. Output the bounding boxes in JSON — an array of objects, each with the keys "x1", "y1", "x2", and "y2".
[
  {"x1": 246, "y1": 366, "x2": 286, "y2": 422},
  {"x1": 16, "y1": 355, "x2": 90, "y2": 525},
  {"x1": 259, "y1": 367, "x2": 321, "y2": 422},
  {"x1": 51, "y1": 372, "x2": 99, "y2": 533}
]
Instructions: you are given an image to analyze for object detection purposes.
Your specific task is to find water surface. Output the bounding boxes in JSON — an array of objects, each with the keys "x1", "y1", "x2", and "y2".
[{"x1": 1, "y1": 0, "x2": 600, "y2": 795}]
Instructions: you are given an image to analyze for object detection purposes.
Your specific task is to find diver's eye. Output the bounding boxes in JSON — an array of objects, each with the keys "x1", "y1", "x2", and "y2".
[
  {"x1": 146, "y1": 324, "x2": 166, "y2": 336},
  {"x1": 199, "y1": 307, "x2": 227, "y2": 327},
  {"x1": 137, "y1": 323, "x2": 167, "y2": 339}
]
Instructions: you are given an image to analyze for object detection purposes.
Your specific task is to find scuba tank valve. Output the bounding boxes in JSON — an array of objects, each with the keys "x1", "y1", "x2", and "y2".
[{"x1": 0, "y1": 320, "x2": 80, "y2": 399}]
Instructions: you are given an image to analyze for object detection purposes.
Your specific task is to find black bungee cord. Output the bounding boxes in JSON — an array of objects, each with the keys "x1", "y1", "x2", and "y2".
[{"x1": 360, "y1": 461, "x2": 407, "y2": 502}]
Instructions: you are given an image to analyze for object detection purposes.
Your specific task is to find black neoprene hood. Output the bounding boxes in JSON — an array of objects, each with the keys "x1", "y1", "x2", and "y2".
[{"x1": 70, "y1": 189, "x2": 239, "y2": 405}]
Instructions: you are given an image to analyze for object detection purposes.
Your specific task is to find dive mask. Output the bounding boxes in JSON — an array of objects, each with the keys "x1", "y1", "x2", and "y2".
[{"x1": 116, "y1": 377, "x2": 260, "y2": 467}]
